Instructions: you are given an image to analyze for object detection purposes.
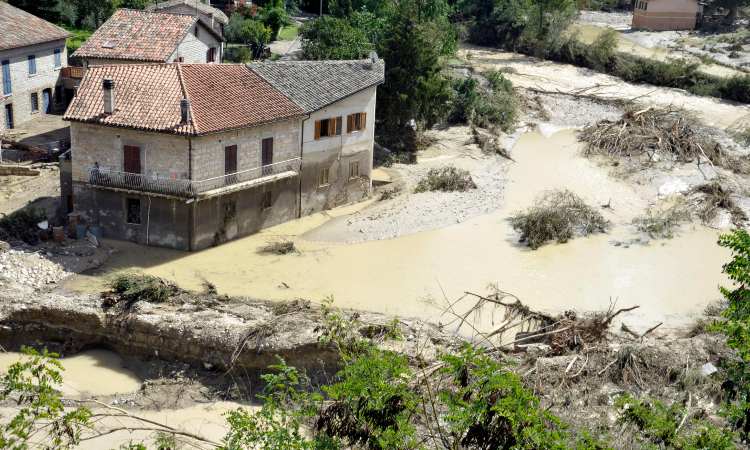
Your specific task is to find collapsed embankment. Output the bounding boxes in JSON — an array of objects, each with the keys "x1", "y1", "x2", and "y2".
[{"x1": 0, "y1": 287, "x2": 456, "y2": 381}]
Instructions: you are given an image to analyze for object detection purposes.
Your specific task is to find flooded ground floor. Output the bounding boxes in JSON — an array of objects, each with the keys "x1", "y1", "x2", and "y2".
[{"x1": 64, "y1": 129, "x2": 731, "y2": 334}]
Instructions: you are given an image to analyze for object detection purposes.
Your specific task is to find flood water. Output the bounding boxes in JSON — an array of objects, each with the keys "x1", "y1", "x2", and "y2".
[
  {"x1": 66, "y1": 130, "x2": 730, "y2": 333},
  {"x1": 0, "y1": 349, "x2": 246, "y2": 448}
]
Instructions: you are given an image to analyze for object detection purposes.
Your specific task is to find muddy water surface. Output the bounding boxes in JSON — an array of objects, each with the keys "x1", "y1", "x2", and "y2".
[{"x1": 66, "y1": 130, "x2": 729, "y2": 333}]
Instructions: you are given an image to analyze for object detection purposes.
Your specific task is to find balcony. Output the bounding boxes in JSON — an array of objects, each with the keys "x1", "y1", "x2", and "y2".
[
  {"x1": 61, "y1": 66, "x2": 86, "y2": 79},
  {"x1": 87, "y1": 157, "x2": 301, "y2": 198}
]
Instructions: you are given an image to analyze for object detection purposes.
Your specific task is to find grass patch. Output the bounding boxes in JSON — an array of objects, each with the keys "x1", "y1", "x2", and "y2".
[
  {"x1": 0, "y1": 208, "x2": 46, "y2": 245},
  {"x1": 109, "y1": 274, "x2": 177, "y2": 304},
  {"x1": 62, "y1": 26, "x2": 92, "y2": 55},
  {"x1": 258, "y1": 240, "x2": 298, "y2": 255},
  {"x1": 414, "y1": 166, "x2": 477, "y2": 193},
  {"x1": 277, "y1": 23, "x2": 299, "y2": 41},
  {"x1": 509, "y1": 189, "x2": 609, "y2": 249}
]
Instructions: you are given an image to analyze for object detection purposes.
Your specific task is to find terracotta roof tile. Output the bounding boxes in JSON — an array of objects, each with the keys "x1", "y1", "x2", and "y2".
[
  {"x1": 72, "y1": 9, "x2": 202, "y2": 62},
  {"x1": 0, "y1": 3, "x2": 70, "y2": 51},
  {"x1": 64, "y1": 63, "x2": 304, "y2": 136},
  {"x1": 147, "y1": 0, "x2": 229, "y2": 24}
]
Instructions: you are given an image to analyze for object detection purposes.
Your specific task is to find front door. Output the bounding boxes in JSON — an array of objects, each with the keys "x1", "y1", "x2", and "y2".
[
  {"x1": 42, "y1": 88, "x2": 51, "y2": 113},
  {"x1": 4, "y1": 104, "x2": 13, "y2": 129},
  {"x1": 224, "y1": 145, "x2": 237, "y2": 184}
]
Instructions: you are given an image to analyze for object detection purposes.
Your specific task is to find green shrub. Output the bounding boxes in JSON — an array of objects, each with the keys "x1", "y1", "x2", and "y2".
[
  {"x1": 448, "y1": 72, "x2": 517, "y2": 131},
  {"x1": 110, "y1": 274, "x2": 177, "y2": 304},
  {"x1": 300, "y1": 16, "x2": 372, "y2": 60},
  {"x1": 510, "y1": 189, "x2": 610, "y2": 249},
  {"x1": 260, "y1": 6, "x2": 290, "y2": 41},
  {"x1": 0, "y1": 207, "x2": 46, "y2": 245},
  {"x1": 224, "y1": 46, "x2": 253, "y2": 63},
  {"x1": 414, "y1": 166, "x2": 477, "y2": 193}
]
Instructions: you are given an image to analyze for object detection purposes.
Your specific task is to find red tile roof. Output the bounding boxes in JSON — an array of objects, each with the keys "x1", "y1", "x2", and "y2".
[
  {"x1": 0, "y1": 3, "x2": 70, "y2": 51},
  {"x1": 71, "y1": 9, "x2": 213, "y2": 62},
  {"x1": 64, "y1": 63, "x2": 304, "y2": 136}
]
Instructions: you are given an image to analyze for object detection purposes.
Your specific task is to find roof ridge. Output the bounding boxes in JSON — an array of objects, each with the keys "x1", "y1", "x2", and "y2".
[{"x1": 175, "y1": 63, "x2": 197, "y2": 134}]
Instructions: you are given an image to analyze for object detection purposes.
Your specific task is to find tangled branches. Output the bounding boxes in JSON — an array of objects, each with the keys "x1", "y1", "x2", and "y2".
[{"x1": 579, "y1": 107, "x2": 724, "y2": 166}]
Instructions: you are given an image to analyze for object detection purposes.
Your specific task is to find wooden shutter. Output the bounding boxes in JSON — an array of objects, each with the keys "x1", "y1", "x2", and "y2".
[
  {"x1": 314, "y1": 120, "x2": 321, "y2": 140},
  {"x1": 335, "y1": 117, "x2": 342, "y2": 135},
  {"x1": 262, "y1": 138, "x2": 273, "y2": 166},
  {"x1": 361, "y1": 112, "x2": 366, "y2": 130},
  {"x1": 327, "y1": 119, "x2": 334, "y2": 137},
  {"x1": 347, "y1": 115, "x2": 354, "y2": 133},
  {"x1": 224, "y1": 145, "x2": 237, "y2": 174},
  {"x1": 123, "y1": 145, "x2": 141, "y2": 174}
]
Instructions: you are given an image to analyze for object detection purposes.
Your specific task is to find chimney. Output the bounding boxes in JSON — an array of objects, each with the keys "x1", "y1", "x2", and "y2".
[
  {"x1": 102, "y1": 78, "x2": 115, "y2": 114},
  {"x1": 365, "y1": 51, "x2": 378, "y2": 69},
  {"x1": 180, "y1": 99, "x2": 191, "y2": 124}
]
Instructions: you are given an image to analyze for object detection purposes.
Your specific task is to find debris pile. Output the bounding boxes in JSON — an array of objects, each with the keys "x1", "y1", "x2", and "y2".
[
  {"x1": 0, "y1": 247, "x2": 70, "y2": 290},
  {"x1": 579, "y1": 107, "x2": 724, "y2": 165}
]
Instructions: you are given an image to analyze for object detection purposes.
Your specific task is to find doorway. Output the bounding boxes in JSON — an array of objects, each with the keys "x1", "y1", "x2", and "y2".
[
  {"x1": 4, "y1": 104, "x2": 13, "y2": 129},
  {"x1": 42, "y1": 88, "x2": 52, "y2": 113}
]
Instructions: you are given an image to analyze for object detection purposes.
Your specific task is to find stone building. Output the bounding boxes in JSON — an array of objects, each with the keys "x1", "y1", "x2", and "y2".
[
  {"x1": 632, "y1": 0, "x2": 702, "y2": 30},
  {"x1": 62, "y1": 58, "x2": 384, "y2": 250},
  {"x1": 71, "y1": 9, "x2": 224, "y2": 67},
  {"x1": 0, "y1": 2, "x2": 70, "y2": 132},
  {"x1": 147, "y1": 0, "x2": 229, "y2": 38}
]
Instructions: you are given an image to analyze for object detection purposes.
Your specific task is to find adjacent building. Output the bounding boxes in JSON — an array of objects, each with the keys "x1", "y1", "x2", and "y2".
[
  {"x1": 62, "y1": 58, "x2": 383, "y2": 250},
  {"x1": 632, "y1": 0, "x2": 702, "y2": 30},
  {"x1": 71, "y1": 9, "x2": 224, "y2": 67},
  {"x1": 0, "y1": 2, "x2": 70, "y2": 132},
  {"x1": 147, "y1": 0, "x2": 229, "y2": 38}
]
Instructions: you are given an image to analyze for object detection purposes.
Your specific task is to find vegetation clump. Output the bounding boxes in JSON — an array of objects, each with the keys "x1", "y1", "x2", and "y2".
[
  {"x1": 510, "y1": 189, "x2": 610, "y2": 249},
  {"x1": 632, "y1": 199, "x2": 691, "y2": 239},
  {"x1": 449, "y1": 74, "x2": 518, "y2": 132},
  {"x1": 0, "y1": 207, "x2": 46, "y2": 245},
  {"x1": 109, "y1": 273, "x2": 177, "y2": 305},
  {"x1": 692, "y1": 182, "x2": 747, "y2": 226},
  {"x1": 414, "y1": 166, "x2": 477, "y2": 193}
]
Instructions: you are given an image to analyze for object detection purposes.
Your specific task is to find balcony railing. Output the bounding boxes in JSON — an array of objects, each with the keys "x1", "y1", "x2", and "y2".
[
  {"x1": 87, "y1": 157, "x2": 301, "y2": 197},
  {"x1": 61, "y1": 66, "x2": 86, "y2": 79}
]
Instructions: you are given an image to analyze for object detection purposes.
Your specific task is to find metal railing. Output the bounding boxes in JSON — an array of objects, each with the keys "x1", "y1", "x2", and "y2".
[{"x1": 86, "y1": 157, "x2": 301, "y2": 197}]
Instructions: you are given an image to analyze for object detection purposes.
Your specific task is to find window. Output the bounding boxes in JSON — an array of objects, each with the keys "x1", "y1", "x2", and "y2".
[
  {"x1": 54, "y1": 48, "x2": 62, "y2": 68},
  {"x1": 54, "y1": 85, "x2": 63, "y2": 104},
  {"x1": 2, "y1": 60, "x2": 11, "y2": 95},
  {"x1": 347, "y1": 112, "x2": 366, "y2": 133},
  {"x1": 319, "y1": 167, "x2": 330, "y2": 187},
  {"x1": 261, "y1": 137, "x2": 273, "y2": 175},
  {"x1": 349, "y1": 161, "x2": 360, "y2": 179},
  {"x1": 4, "y1": 104, "x2": 13, "y2": 129},
  {"x1": 195, "y1": 26, "x2": 200, "y2": 38},
  {"x1": 207, "y1": 47, "x2": 216, "y2": 63},
  {"x1": 224, "y1": 145, "x2": 238, "y2": 184},
  {"x1": 126, "y1": 198, "x2": 141, "y2": 224},
  {"x1": 176, "y1": 56, "x2": 184, "y2": 62},
  {"x1": 27, "y1": 55, "x2": 36, "y2": 75},
  {"x1": 123, "y1": 145, "x2": 141, "y2": 174},
  {"x1": 30, "y1": 92, "x2": 39, "y2": 113},
  {"x1": 261, "y1": 191, "x2": 272, "y2": 210},
  {"x1": 314, "y1": 117, "x2": 342, "y2": 140}
]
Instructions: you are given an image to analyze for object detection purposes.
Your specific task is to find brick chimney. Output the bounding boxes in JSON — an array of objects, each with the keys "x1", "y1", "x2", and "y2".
[{"x1": 102, "y1": 78, "x2": 115, "y2": 114}]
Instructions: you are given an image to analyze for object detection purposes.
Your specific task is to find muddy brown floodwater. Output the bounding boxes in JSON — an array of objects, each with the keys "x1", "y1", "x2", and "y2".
[
  {"x1": 66, "y1": 129, "x2": 729, "y2": 334},
  {"x1": 0, "y1": 350, "x2": 247, "y2": 448}
]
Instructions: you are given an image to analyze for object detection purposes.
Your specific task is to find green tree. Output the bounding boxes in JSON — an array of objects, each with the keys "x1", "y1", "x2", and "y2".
[
  {"x1": 260, "y1": 6, "x2": 290, "y2": 40},
  {"x1": 8, "y1": 0, "x2": 60, "y2": 22},
  {"x1": 113, "y1": 0, "x2": 149, "y2": 9},
  {"x1": 0, "y1": 348, "x2": 92, "y2": 449},
  {"x1": 300, "y1": 16, "x2": 372, "y2": 60}
]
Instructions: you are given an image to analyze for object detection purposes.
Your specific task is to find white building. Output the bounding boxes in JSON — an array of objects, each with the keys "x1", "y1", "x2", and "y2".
[
  {"x1": 147, "y1": 0, "x2": 229, "y2": 38},
  {"x1": 0, "y1": 2, "x2": 70, "y2": 132}
]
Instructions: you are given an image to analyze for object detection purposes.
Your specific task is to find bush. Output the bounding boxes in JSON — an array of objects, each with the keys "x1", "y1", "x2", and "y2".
[
  {"x1": 226, "y1": 14, "x2": 271, "y2": 58},
  {"x1": 260, "y1": 6, "x2": 290, "y2": 41},
  {"x1": 449, "y1": 75, "x2": 517, "y2": 132},
  {"x1": 0, "y1": 207, "x2": 46, "y2": 245},
  {"x1": 414, "y1": 166, "x2": 477, "y2": 193},
  {"x1": 110, "y1": 274, "x2": 177, "y2": 304},
  {"x1": 509, "y1": 189, "x2": 609, "y2": 249},
  {"x1": 300, "y1": 16, "x2": 372, "y2": 60},
  {"x1": 632, "y1": 200, "x2": 691, "y2": 239},
  {"x1": 224, "y1": 46, "x2": 253, "y2": 63}
]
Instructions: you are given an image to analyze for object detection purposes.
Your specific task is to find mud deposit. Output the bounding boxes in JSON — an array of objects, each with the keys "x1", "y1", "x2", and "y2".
[{"x1": 65, "y1": 130, "x2": 729, "y2": 334}]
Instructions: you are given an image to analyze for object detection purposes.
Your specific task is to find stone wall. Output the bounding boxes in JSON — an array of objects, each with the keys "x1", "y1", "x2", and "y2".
[
  {"x1": 69, "y1": 123, "x2": 192, "y2": 183},
  {"x1": 170, "y1": 22, "x2": 222, "y2": 63},
  {"x1": 190, "y1": 118, "x2": 301, "y2": 181},
  {"x1": 0, "y1": 39, "x2": 67, "y2": 132}
]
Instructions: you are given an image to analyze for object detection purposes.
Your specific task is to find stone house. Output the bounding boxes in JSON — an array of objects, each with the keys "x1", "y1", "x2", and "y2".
[
  {"x1": 71, "y1": 9, "x2": 224, "y2": 67},
  {"x1": 0, "y1": 2, "x2": 70, "y2": 132},
  {"x1": 632, "y1": 0, "x2": 702, "y2": 30},
  {"x1": 62, "y1": 58, "x2": 384, "y2": 250},
  {"x1": 146, "y1": 0, "x2": 229, "y2": 38}
]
